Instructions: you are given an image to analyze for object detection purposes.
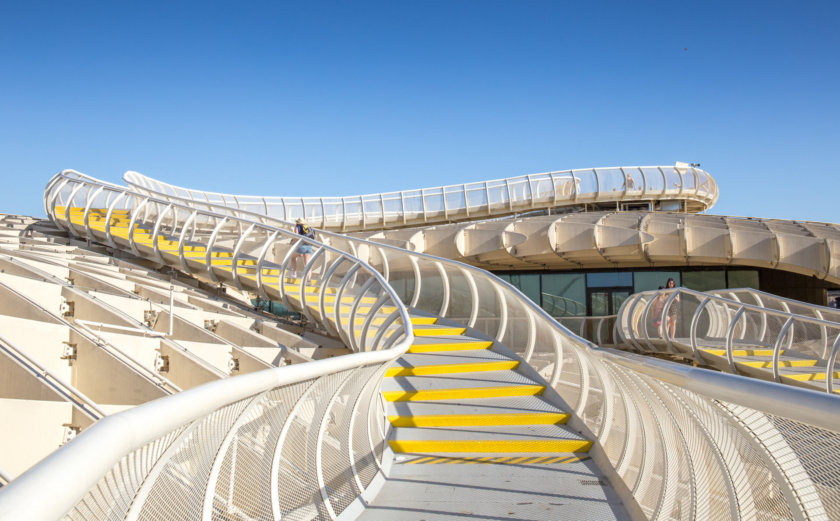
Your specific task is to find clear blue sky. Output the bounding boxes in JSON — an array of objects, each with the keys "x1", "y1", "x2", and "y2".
[{"x1": 1, "y1": 1, "x2": 837, "y2": 223}]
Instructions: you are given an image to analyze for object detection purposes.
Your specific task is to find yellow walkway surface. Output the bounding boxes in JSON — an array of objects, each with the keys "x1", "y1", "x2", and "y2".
[{"x1": 364, "y1": 319, "x2": 627, "y2": 519}]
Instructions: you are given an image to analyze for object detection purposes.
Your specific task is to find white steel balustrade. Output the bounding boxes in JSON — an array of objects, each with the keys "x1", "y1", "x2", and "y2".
[
  {"x1": 42, "y1": 171, "x2": 412, "y2": 354},
  {"x1": 23, "y1": 170, "x2": 838, "y2": 520},
  {"x1": 617, "y1": 287, "x2": 840, "y2": 393},
  {"x1": 123, "y1": 164, "x2": 718, "y2": 232}
]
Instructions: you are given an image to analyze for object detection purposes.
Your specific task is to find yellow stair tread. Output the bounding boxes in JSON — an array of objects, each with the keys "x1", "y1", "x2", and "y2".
[
  {"x1": 383, "y1": 385, "x2": 544, "y2": 402},
  {"x1": 388, "y1": 412, "x2": 569, "y2": 427}
]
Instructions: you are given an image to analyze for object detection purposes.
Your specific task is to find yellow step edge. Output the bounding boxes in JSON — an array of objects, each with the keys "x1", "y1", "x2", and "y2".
[
  {"x1": 409, "y1": 316, "x2": 438, "y2": 325},
  {"x1": 413, "y1": 327, "x2": 467, "y2": 337},
  {"x1": 407, "y1": 341, "x2": 493, "y2": 353},
  {"x1": 383, "y1": 385, "x2": 544, "y2": 402},
  {"x1": 782, "y1": 371, "x2": 840, "y2": 382},
  {"x1": 403, "y1": 455, "x2": 588, "y2": 465},
  {"x1": 385, "y1": 360, "x2": 519, "y2": 377},
  {"x1": 352, "y1": 316, "x2": 436, "y2": 326},
  {"x1": 739, "y1": 359, "x2": 818, "y2": 368},
  {"x1": 321, "y1": 306, "x2": 397, "y2": 315},
  {"x1": 702, "y1": 349, "x2": 781, "y2": 357},
  {"x1": 388, "y1": 439, "x2": 592, "y2": 454},
  {"x1": 388, "y1": 412, "x2": 569, "y2": 427}
]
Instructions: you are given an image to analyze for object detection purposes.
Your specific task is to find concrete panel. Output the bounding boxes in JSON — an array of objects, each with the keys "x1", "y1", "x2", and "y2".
[
  {"x1": 158, "y1": 342, "x2": 223, "y2": 389},
  {"x1": 0, "y1": 399, "x2": 71, "y2": 479},
  {"x1": 0, "y1": 274, "x2": 65, "y2": 318},
  {"x1": 0, "y1": 316, "x2": 69, "y2": 378},
  {"x1": 70, "y1": 331, "x2": 167, "y2": 405}
]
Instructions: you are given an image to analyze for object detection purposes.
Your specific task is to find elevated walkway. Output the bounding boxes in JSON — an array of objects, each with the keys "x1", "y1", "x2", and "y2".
[
  {"x1": 617, "y1": 287, "x2": 840, "y2": 393},
  {"x1": 2, "y1": 171, "x2": 839, "y2": 521},
  {"x1": 124, "y1": 164, "x2": 718, "y2": 232},
  {"x1": 45, "y1": 200, "x2": 621, "y2": 518}
]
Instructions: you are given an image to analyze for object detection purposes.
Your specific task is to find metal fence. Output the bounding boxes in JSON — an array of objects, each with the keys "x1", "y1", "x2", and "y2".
[
  {"x1": 115, "y1": 170, "x2": 840, "y2": 520},
  {"x1": 616, "y1": 287, "x2": 840, "y2": 393},
  {"x1": 124, "y1": 164, "x2": 718, "y2": 232},
  {"x1": 1, "y1": 171, "x2": 838, "y2": 520}
]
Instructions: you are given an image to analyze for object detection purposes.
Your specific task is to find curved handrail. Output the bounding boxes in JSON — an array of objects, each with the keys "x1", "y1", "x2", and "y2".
[
  {"x1": 0, "y1": 348, "x2": 402, "y2": 520},
  {"x1": 1, "y1": 170, "x2": 419, "y2": 520},
  {"x1": 616, "y1": 287, "x2": 840, "y2": 393},
  {"x1": 43, "y1": 170, "x2": 414, "y2": 353},
  {"x1": 124, "y1": 164, "x2": 718, "y2": 232},
  {"x1": 19, "y1": 169, "x2": 840, "y2": 521},
  {"x1": 118, "y1": 170, "x2": 840, "y2": 518}
]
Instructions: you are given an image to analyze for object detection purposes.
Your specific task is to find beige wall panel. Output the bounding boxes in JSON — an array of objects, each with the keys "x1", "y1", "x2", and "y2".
[
  {"x1": 158, "y1": 342, "x2": 222, "y2": 389},
  {"x1": 800, "y1": 222, "x2": 840, "y2": 241},
  {"x1": 94, "y1": 331, "x2": 160, "y2": 374},
  {"x1": 69, "y1": 269, "x2": 136, "y2": 294},
  {"x1": 459, "y1": 228, "x2": 525, "y2": 258},
  {"x1": 421, "y1": 228, "x2": 463, "y2": 259},
  {"x1": 595, "y1": 225, "x2": 650, "y2": 259},
  {"x1": 509, "y1": 219, "x2": 557, "y2": 257},
  {"x1": 0, "y1": 274, "x2": 64, "y2": 318},
  {"x1": 0, "y1": 399, "x2": 70, "y2": 479},
  {"x1": 0, "y1": 283, "x2": 62, "y2": 323},
  {"x1": 642, "y1": 215, "x2": 686, "y2": 263},
  {"x1": 729, "y1": 228, "x2": 778, "y2": 268},
  {"x1": 0, "y1": 353, "x2": 65, "y2": 401},
  {"x1": 175, "y1": 340, "x2": 234, "y2": 374},
  {"x1": 1, "y1": 256, "x2": 69, "y2": 280},
  {"x1": 87, "y1": 291, "x2": 151, "y2": 323},
  {"x1": 0, "y1": 317, "x2": 69, "y2": 378},
  {"x1": 826, "y1": 239, "x2": 840, "y2": 281},
  {"x1": 64, "y1": 287, "x2": 136, "y2": 328},
  {"x1": 775, "y1": 234, "x2": 829, "y2": 278},
  {"x1": 231, "y1": 346, "x2": 272, "y2": 373},
  {"x1": 69, "y1": 332, "x2": 167, "y2": 405},
  {"x1": 215, "y1": 320, "x2": 274, "y2": 348},
  {"x1": 553, "y1": 222, "x2": 597, "y2": 258},
  {"x1": 684, "y1": 222, "x2": 732, "y2": 264}
]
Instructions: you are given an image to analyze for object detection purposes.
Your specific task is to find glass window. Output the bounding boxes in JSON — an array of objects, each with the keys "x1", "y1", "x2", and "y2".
[
  {"x1": 728, "y1": 270, "x2": 760, "y2": 289},
  {"x1": 682, "y1": 271, "x2": 726, "y2": 292},
  {"x1": 586, "y1": 272, "x2": 632, "y2": 288},
  {"x1": 541, "y1": 273, "x2": 586, "y2": 316},
  {"x1": 506, "y1": 274, "x2": 541, "y2": 306},
  {"x1": 634, "y1": 271, "x2": 681, "y2": 293}
]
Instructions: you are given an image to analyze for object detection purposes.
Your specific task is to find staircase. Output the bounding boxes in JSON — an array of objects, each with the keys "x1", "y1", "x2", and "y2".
[{"x1": 363, "y1": 319, "x2": 625, "y2": 519}]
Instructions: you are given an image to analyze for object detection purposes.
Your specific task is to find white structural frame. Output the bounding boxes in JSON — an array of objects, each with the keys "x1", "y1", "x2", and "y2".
[
  {"x1": 2, "y1": 171, "x2": 839, "y2": 521},
  {"x1": 124, "y1": 164, "x2": 718, "y2": 232},
  {"x1": 617, "y1": 287, "x2": 840, "y2": 393}
]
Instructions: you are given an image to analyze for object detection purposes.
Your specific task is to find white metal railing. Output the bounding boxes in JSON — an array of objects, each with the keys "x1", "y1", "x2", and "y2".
[
  {"x1": 616, "y1": 287, "x2": 840, "y2": 393},
  {"x1": 556, "y1": 315, "x2": 618, "y2": 347},
  {"x1": 124, "y1": 164, "x2": 718, "y2": 232},
  {"x1": 0, "y1": 171, "x2": 417, "y2": 520},
  {"x1": 42, "y1": 171, "x2": 413, "y2": 354},
  {"x1": 2, "y1": 171, "x2": 838, "y2": 520},
  {"x1": 107, "y1": 171, "x2": 840, "y2": 520},
  {"x1": 0, "y1": 350, "x2": 404, "y2": 521}
]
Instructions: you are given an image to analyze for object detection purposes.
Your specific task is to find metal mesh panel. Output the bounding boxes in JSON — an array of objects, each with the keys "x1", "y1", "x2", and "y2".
[
  {"x1": 274, "y1": 372, "x2": 348, "y2": 521},
  {"x1": 137, "y1": 400, "x2": 250, "y2": 521},
  {"x1": 321, "y1": 365, "x2": 379, "y2": 513},
  {"x1": 210, "y1": 382, "x2": 310, "y2": 521},
  {"x1": 66, "y1": 428, "x2": 187, "y2": 521},
  {"x1": 352, "y1": 366, "x2": 388, "y2": 491}
]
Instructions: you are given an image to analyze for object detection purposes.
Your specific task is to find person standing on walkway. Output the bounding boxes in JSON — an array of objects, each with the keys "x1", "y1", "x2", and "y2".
[
  {"x1": 664, "y1": 277, "x2": 680, "y2": 338},
  {"x1": 290, "y1": 218, "x2": 315, "y2": 278}
]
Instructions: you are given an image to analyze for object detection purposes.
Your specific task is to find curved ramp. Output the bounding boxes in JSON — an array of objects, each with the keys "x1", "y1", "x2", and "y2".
[
  {"x1": 2, "y1": 171, "x2": 840, "y2": 520},
  {"x1": 124, "y1": 164, "x2": 718, "y2": 232},
  {"x1": 617, "y1": 287, "x2": 840, "y2": 392}
]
